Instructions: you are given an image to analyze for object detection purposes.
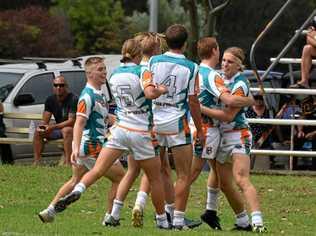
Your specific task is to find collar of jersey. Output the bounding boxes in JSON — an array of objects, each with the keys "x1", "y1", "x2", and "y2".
[
  {"x1": 120, "y1": 62, "x2": 138, "y2": 67},
  {"x1": 164, "y1": 51, "x2": 186, "y2": 59},
  {"x1": 140, "y1": 60, "x2": 149, "y2": 66},
  {"x1": 224, "y1": 72, "x2": 240, "y2": 83},
  {"x1": 199, "y1": 63, "x2": 215, "y2": 71},
  {"x1": 86, "y1": 83, "x2": 102, "y2": 94}
]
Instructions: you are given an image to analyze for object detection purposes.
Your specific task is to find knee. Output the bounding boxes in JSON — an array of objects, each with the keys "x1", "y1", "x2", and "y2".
[
  {"x1": 234, "y1": 174, "x2": 251, "y2": 190},
  {"x1": 302, "y1": 45, "x2": 314, "y2": 57},
  {"x1": 62, "y1": 127, "x2": 73, "y2": 140}
]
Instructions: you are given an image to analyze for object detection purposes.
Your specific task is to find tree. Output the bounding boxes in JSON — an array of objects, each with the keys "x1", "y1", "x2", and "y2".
[
  {"x1": 54, "y1": 0, "x2": 128, "y2": 54},
  {"x1": 0, "y1": 6, "x2": 74, "y2": 58}
]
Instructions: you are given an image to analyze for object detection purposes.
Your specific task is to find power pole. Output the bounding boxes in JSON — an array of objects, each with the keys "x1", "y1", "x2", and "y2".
[{"x1": 149, "y1": 0, "x2": 158, "y2": 32}]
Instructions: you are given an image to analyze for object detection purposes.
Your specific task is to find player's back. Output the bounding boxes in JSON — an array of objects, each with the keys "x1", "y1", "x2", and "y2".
[
  {"x1": 149, "y1": 52, "x2": 198, "y2": 134},
  {"x1": 109, "y1": 63, "x2": 153, "y2": 131}
]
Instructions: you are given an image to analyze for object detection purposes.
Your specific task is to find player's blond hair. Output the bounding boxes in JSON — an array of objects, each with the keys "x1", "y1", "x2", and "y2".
[{"x1": 120, "y1": 39, "x2": 142, "y2": 63}]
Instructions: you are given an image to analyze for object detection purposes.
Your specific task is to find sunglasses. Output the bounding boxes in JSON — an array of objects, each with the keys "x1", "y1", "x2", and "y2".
[{"x1": 53, "y1": 83, "x2": 65, "y2": 88}]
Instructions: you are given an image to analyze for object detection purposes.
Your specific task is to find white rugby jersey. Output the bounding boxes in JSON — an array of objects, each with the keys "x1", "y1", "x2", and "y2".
[
  {"x1": 220, "y1": 72, "x2": 250, "y2": 132},
  {"x1": 198, "y1": 63, "x2": 229, "y2": 127},
  {"x1": 149, "y1": 52, "x2": 199, "y2": 134},
  {"x1": 109, "y1": 62, "x2": 154, "y2": 131},
  {"x1": 76, "y1": 83, "x2": 108, "y2": 158}
]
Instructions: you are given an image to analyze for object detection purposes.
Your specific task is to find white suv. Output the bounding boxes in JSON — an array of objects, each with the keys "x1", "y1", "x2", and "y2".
[{"x1": 0, "y1": 55, "x2": 120, "y2": 161}]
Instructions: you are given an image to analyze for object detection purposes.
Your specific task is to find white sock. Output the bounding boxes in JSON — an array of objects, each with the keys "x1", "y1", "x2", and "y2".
[
  {"x1": 251, "y1": 211, "x2": 263, "y2": 226},
  {"x1": 135, "y1": 191, "x2": 148, "y2": 209},
  {"x1": 73, "y1": 182, "x2": 86, "y2": 193},
  {"x1": 165, "y1": 203, "x2": 175, "y2": 219},
  {"x1": 173, "y1": 210, "x2": 185, "y2": 226},
  {"x1": 111, "y1": 199, "x2": 123, "y2": 220},
  {"x1": 206, "y1": 187, "x2": 220, "y2": 211},
  {"x1": 156, "y1": 213, "x2": 169, "y2": 228},
  {"x1": 47, "y1": 204, "x2": 56, "y2": 215},
  {"x1": 236, "y1": 210, "x2": 250, "y2": 227}
]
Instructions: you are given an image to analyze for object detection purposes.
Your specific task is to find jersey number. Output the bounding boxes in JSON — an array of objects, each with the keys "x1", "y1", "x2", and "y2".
[
  {"x1": 161, "y1": 75, "x2": 177, "y2": 98},
  {"x1": 116, "y1": 85, "x2": 134, "y2": 107}
]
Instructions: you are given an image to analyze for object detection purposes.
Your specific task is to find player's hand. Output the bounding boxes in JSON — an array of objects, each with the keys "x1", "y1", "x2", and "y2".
[
  {"x1": 196, "y1": 129, "x2": 205, "y2": 147},
  {"x1": 157, "y1": 84, "x2": 168, "y2": 95},
  {"x1": 71, "y1": 150, "x2": 79, "y2": 165}
]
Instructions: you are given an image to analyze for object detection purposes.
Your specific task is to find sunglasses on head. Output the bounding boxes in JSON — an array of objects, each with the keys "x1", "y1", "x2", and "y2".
[{"x1": 53, "y1": 83, "x2": 65, "y2": 88}]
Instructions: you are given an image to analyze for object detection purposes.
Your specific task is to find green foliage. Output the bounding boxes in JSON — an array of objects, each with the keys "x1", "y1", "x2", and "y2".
[
  {"x1": 0, "y1": 165, "x2": 316, "y2": 235},
  {"x1": 0, "y1": 6, "x2": 74, "y2": 58},
  {"x1": 54, "y1": 0, "x2": 128, "y2": 54},
  {"x1": 127, "y1": 0, "x2": 188, "y2": 34}
]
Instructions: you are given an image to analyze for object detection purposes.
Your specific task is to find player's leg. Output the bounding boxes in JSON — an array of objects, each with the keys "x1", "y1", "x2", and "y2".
[
  {"x1": 139, "y1": 155, "x2": 169, "y2": 229},
  {"x1": 38, "y1": 164, "x2": 87, "y2": 223},
  {"x1": 216, "y1": 160, "x2": 251, "y2": 231},
  {"x1": 171, "y1": 144, "x2": 193, "y2": 229},
  {"x1": 232, "y1": 153, "x2": 266, "y2": 232},
  {"x1": 54, "y1": 147, "x2": 124, "y2": 213},
  {"x1": 102, "y1": 159, "x2": 126, "y2": 224},
  {"x1": 200, "y1": 159, "x2": 222, "y2": 230}
]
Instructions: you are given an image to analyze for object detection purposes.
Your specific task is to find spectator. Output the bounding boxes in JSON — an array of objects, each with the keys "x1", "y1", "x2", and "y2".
[
  {"x1": 290, "y1": 17, "x2": 316, "y2": 89},
  {"x1": 33, "y1": 75, "x2": 78, "y2": 165},
  {"x1": 0, "y1": 102, "x2": 14, "y2": 164},
  {"x1": 246, "y1": 94, "x2": 272, "y2": 148},
  {"x1": 294, "y1": 95, "x2": 316, "y2": 170}
]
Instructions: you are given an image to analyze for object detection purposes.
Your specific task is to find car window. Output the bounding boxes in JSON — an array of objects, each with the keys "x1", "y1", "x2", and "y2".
[
  {"x1": 0, "y1": 72, "x2": 23, "y2": 102},
  {"x1": 17, "y1": 73, "x2": 54, "y2": 105},
  {"x1": 60, "y1": 71, "x2": 86, "y2": 97}
]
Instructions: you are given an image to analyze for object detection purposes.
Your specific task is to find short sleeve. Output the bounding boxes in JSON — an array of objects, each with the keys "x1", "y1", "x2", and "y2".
[
  {"x1": 188, "y1": 63, "x2": 199, "y2": 95},
  {"x1": 208, "y1": 74, "x2": 230, "y2": 98},
  {"x1": 231, "y1": 80, "x2": 249, "y2": 97},
  {"x1": 140, "y1": 67, "x2": 154, "y2": 90},
  {"x1": 44, "y1": 96, "x2": 53, "y2": 113},
  {"x1": 76, "y1": 94, "x2": 91, "y2": 119}
]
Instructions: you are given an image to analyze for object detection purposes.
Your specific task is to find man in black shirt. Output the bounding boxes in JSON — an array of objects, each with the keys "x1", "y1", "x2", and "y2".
[{"x1": 33, "y1": 75, "x2": 78, "y2": 165}]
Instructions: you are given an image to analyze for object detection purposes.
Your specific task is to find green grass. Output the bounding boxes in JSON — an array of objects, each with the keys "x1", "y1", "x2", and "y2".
[{"x1": 0, "y1": 165, "x2": 315, "y2": 235}]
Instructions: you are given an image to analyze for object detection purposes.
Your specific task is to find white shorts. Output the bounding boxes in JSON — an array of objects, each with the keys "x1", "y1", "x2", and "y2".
[
  {"x1": 76, "y1": 155, "x2": 120, "y2": 170},
  {"x1": 157, "y1": 128, "x2": 191, "y2": 148},
  {"x1": 105, "y1": 126, "x2": 158, "y2": 161},
  {"x1": 216, "y1": 129, "x2": 252, "y2": 164},
  {"x1": 195, "y1": 127, "x2": 220, "y2": 160}
]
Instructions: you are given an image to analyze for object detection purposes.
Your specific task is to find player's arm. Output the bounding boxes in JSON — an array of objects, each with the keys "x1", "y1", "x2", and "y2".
[
  {"x1": 220, "y1": 92, "x2": 254, "y2": 107},
  {"x1": 189, "y1": 72, "x2": 205, "y2": 144},
  {"x1": 108, "y1": 114, "x2": 117, "y2": 126},
  {"x1": 201, "y1": 105, "x2": 240, "y2": 122},
  {"x1": 142, "y1": 70, "x2": 168, "y2": 99},
  {"x1": 144, "y1": 84, "x2": 168, "y2": 99},
  {"x1": 72, "y1": 115, "x2": 87, "y2": 155}
]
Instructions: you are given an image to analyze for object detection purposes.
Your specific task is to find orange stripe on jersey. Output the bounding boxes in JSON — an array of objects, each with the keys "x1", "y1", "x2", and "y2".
[
  {"x1": 233, "y1": 87, "x2": 245, "y2": 97},
  {"x1": 77, "y1": 100, "x2": 86, "y2": 113},
  {"x1": 142, "y1": 70, "x2": 154, "y2": 88},
  {"x1": 214, "y1": 75, "x2": 229, "y2": 93}
]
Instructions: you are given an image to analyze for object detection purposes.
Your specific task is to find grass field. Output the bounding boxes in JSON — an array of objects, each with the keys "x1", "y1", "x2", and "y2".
[{"x1": 0, "y1": 165, "x2": 315, "y2": 235}]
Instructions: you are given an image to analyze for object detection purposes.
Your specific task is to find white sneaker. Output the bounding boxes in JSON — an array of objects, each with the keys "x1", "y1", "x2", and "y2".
[
  {"x1": 132, "y1": 205, "x2": 143, "y2": 227},
  {"x1": 38, "y1": 208, "x2": 55, "y2": 223},
  {"x1": 102, "y1": 213, "x2": 111, "y2": 226}
]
